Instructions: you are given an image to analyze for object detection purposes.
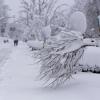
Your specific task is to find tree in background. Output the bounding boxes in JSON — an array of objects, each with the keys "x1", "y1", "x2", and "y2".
[
  {"x1": 0, "y1": 0, "x2": 9, "y2": 37},
  {"x1": 7, "y1": 21, "x2": 24, "y2": 40},
  {"x1": 20, "y1": 0, "x2": 71, "y2": 44},
  {"x1": 74, "y1": 0, "x2": 100, "y2": 38},
  {"x1": 50, "y1": 4, "x2": 71, "y2": 36},
  {"x1": 20, "y1": 0, "x2": 57, "y2": 26},
  {"x1": 19, "y1": 0, "x2": 58, "y2": 46}
]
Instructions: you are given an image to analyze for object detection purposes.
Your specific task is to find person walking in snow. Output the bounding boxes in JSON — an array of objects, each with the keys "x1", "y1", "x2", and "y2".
[{"x1": 14, "y1": 39, "x2": 18, "y2": 46}]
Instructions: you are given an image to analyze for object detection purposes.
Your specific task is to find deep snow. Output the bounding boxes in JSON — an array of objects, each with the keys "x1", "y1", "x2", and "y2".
[{"x1": 0, "y1": 42, "x2": 100, "y2": 100}]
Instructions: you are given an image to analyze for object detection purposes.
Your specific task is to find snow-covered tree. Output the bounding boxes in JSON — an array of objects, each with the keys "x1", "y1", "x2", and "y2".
[
  {"x1": 20, "y1": 0, "x2": 57, "y2": 27},
  {"x1": 20, "y1": 0, "x2": 72, "y2": 43},
  {"x1": 38, "y1": 30, "x2": 99, "y2": 87},
  {"x1": 50, "y1": 11, "x2": 67, "y2": 36},
  {"x1": 50, "y1": 4, "x2": 72, "y2": 36},
  {"x1": 20, "y1": 0, "x2": 57, "y2": 43},
  {"x1": 38, "y1": 9, "x2": 100, "y2": 86}
]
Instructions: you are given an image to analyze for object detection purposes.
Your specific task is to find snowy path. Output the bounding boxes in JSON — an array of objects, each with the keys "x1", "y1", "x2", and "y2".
[
  {"x1": 0, "y1": 42, "x2": 100, "y2": 100},
  {"x1": 0, "y1": 42, "x2": 39, "y2": 100}
]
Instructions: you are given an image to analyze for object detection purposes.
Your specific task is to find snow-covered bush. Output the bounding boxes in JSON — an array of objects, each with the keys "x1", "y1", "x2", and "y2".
[
  {"x1": 80, "y1": 64, "x2": 100, "y2": 73},
  {"x1": 27, "y1": 40, "x2": 43, "y2": 50},
  {"x1": 93, "y1": 66, "x2": 100, "y2": 73}
]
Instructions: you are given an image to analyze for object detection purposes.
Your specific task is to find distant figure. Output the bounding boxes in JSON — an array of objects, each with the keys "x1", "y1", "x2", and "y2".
[
  {"x1": 4, "y1": 40, "x2": 9, "y2": 43},
  {"x1": 24, "y1": 39, "x2": 27, "y2": 43},
  {"x1": 14, "y1": 39, "x2": 18, "y2": 46}
]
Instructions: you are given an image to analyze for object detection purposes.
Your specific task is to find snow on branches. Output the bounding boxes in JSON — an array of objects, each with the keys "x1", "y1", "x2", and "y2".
[{"x1": 38, "y1": 31, "x2": 99, "y2": 87}]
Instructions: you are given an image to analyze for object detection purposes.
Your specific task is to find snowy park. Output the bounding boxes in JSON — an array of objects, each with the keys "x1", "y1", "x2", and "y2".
[
  {"x1": 0, "y1": 38, "x2": 100, "y2": 100},
  {"x1": 0, "y1": 0, "x2": 100, "y2": 100}
]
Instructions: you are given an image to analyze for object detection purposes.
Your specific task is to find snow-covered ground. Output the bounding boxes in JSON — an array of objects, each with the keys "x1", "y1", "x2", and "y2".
[
  {"x1": 0, "y1": 38, "x2": 13, "y2": 68},
  {"x1": 0, "y1": 42, "x2": 100, "y2": 100}
]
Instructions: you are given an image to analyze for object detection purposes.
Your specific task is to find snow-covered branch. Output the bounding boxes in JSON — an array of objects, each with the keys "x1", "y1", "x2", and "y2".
[{"x1": 38, "y1": 30, "x2": 99, "y2": 87}]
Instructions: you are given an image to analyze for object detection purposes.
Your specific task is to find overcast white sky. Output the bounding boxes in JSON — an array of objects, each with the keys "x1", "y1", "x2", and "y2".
[{"x1": 5, "y1": 0, "x2": 74, "y2": 18}]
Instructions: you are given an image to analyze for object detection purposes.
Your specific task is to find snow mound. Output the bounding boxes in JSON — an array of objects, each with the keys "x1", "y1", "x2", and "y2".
[
  {"x1": 27, "y1": 40, "x2": 43, "y2": 50},
  {"x1": 80, "y1": 47, "x2": 100, "y2": 66}
]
